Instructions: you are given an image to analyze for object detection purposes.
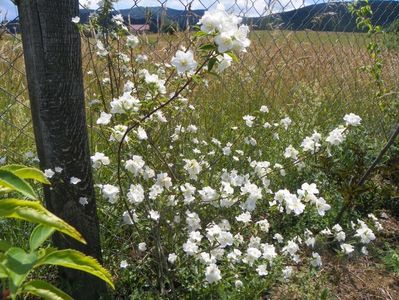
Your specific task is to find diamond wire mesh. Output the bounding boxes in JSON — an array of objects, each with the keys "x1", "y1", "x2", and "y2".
[{"x1": 1, "y1": 0, "x2": 398, "y2": 164}]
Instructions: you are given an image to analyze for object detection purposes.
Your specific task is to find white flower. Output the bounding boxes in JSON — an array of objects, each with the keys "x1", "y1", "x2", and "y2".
[
  {"x1": 120, "y1": 260, "x2": 128, "y2": 268},
  {"x1": 112, "y1": 14, "x2": 124, "y2": 25},
  {"x1": 136, "y1": 126, "x2": 148, "y2": 140},
  {"x1": 311, "y1": 252, "x2": 322, "y2": 267},
  {"x1": 126, "y1": 35, "x2": 139, "y2": 48},
  {"x1": 301, "y1": 131, "x2": 321, "y2": 153},
  {"x1": 168, "y1": 253, "x2": 177, "y2": 264},
  {"x1": 284, "y1": 145, "x2": 299, "y2": 160},
  {"x1": 273, "y1": 233, "x2": 284, "y2": 243},
  {"x1": 96, "y1": 112, "x2": 112, "y2": 125},
  {"x1": 54, "y1": 167, "x2": 63, "y2": 173},
  {"x1": 183, "y1": 159, "x2": 202, "y2": 180},
  {"x1": 101, "y1": 184, "x2": 119, "y2": 204},
  {"x1": 343, "y1": 113, "x2": 362, "y2": 126},
  {"x1": 256, "y1": 219, "x2": 270, "y2": 232},
  {"x1": 183, "y1": 239, "x2": 198, "y2": 255},
  {"x1": 282, "y1": 266, "x2": 293, "y2": 280},
  {"x1": 215, "y1": 32, "x2": 234, "y2": 53},
  {"x1": 96, "y1": 40, "x2": 108, "y2": 56},
  {"x1": 216, "y1": 231, "x2": 234, "y2": 248},
  {"x1": 156, "y1": 173, "x2": 172, "y2": 189},
  {"x1": 260, "y1": 105, "x2": 269, "y2": 113},
  {"x1": 110, "y1": 125, "x2": 129, "y2": 143},
  {"x1": 79, "y1": 197, "x2": 88, "y2": 206},
  {"x1": 127, "y1": 184, "x2": 145, "y2": 204},
  {"x1": 136, "y1": 54, "x2": 148, "y2": 63},
  {"x1": 235, "y1": 212, "x2": 251, "y2": 223},
  {"x1": 243, "y1": 115, "x2": 255, "y2": 127},
  {"x1": 205, "y1": 264, "x2": 222, "y2": 283},
  {"x1": 44, "y1": 169, "x2": 55, "y2": 179},
  {"x1": 280, "y1": 117, "x2": 292, "y2": 130},
  {"x1": 181, "y1": 183, "x2": 196, "y2": 204},
  {"x1": 326, "y1": 126, "x2": 346, "y2": 146},
  {"x1": 244, "y1": 247, "x2": 262, "y2": 265},
  {"x1": 91, "y1": 152, "x2": 110, "y2": 169},
  {"x1": 125, "y1": 155, "x2": 145, "y2": 176},
  {"x1": 122, "y1": 210, "x2": 138, "y2": 225},
  {"x1": 70, "y1": 177, "x2": 81, "y2": 185},
  {"x1": 285, "y1": 194, "x2": 305, "y2": 216},
  {"x1": 149, "y1": 210, "x2": 160, "y2": 221},
  {"x1": 332, "y1": 224, "x2": 343, "y2": 232},
  {"x1": 256, "y1": 264, "x2": 268, "y2": 276},
  {"x1": 282, "y1": 240, "x2": 299, "y2": 256},
  {"x1": 262, "y1": 244, "x2": 277, "y2": 261},
  {"x1": 340, "y1": 243, "x2": 354, "y2": 254},
  {"x1": 138, "y1": 242, "x2": 147, "y2": 251},
  {"x1": 335, "y1": 231, "x2": 346, "y2": 242},
  {"x1": 354, "y1": 222, "x2": 375, "y2": 244},
  {"x1": 71, "y1": 16, "x2": 80, "y2": 24},
  {"x1": 139, "y1": 69, "x2": 166, "y2": 94},
  {"x1": 171, "y1": 50, "x2": 197, "y2": 74},
  {"x1": 198, "y1": 186, "x2": 218, "y2": 203},
  {"x1": 235, "y1": 280, "x2": 243, "y2": 288},
  {"x1": 314, "y1": 197, "x2": 331, "y2": 216},
  {"x1": 216, "y1": 54, "x2": 233, "y2": 73}
]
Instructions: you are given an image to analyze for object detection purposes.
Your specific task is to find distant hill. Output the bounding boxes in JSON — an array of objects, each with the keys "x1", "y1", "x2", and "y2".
[
  {"x1": 249, "y1": 0, "x2": 399, "y2": 31},
  {"x1": 3, "y1": 1, "x2": 399, "y2": 33}
]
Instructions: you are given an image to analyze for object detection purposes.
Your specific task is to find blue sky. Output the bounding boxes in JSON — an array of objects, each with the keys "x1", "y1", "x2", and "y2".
[{"x1": 1, "y1": 0, "x2": 329, "y2": 20}]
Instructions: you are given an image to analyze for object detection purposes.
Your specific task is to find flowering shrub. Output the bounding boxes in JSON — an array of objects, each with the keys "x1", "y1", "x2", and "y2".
[{"x1": 36, "y1": 2, "x2": 396, "y2": 298}]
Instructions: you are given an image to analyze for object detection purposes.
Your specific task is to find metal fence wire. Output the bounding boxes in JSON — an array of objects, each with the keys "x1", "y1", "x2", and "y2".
[{"x1": 1, "y1": 0, "x2": 399, "y2": 164}]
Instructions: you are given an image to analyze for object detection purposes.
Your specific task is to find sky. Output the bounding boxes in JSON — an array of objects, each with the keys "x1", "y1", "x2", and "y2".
[{"x1": 1, "y1": 0, "x2": 320, "y2": 21}]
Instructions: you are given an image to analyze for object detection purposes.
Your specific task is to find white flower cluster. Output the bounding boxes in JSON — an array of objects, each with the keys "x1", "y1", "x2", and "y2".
[{"x1": 198, "y1": 4, "x2": 250, "y2": 53}]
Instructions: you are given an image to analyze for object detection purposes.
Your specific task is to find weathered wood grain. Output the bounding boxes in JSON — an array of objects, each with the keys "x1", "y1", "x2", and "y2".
[{"x1": 18, "y1": 1, "x2": 107, "y2": 298}]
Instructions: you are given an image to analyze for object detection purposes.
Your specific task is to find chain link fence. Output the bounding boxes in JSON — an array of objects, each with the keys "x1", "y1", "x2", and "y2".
[{"x1": 1, "y1": 0, "x2": 398, "y2": 164}]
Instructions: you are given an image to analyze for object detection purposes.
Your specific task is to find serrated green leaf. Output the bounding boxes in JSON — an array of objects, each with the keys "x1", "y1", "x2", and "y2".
[
  {"x1": 36, "y1": 249, "x2": 114, "y2": 289},
  {"x1": 0, "y1": 199, "x2": 86, "y2": 244},
  {"x1": 13, "y1": 168, "x2": 50, "y2": 185},
  {"x1": 0, "y1": 164, "x2": 26, "y2": 172},
  {"x1": 0, "y1": 165, "x2": 49, "y2": 185},
  {"x1": 0, "y1": 170, "x2": 37, "y2": 199},
  {"x1": 21, "y1": 280, "x2": 73, "y2": 300},
  {"x1": 29, "y1": 225, "x2": 55, "y2": 252}
]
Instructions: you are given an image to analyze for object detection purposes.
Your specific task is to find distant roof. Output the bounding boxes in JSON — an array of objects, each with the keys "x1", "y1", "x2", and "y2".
[{"x1": 129, "y1": 24, "x2": 150, "y2": 31}]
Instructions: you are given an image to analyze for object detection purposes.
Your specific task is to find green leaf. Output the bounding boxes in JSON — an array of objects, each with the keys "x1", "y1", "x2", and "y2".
[
  {"x1": 0, "y1": 199, "x2": 86, "y2": 244},
  {"x1": 207, "y1": 57, "x2": 217, "y2": 72},
  {"x1": 36, "y1": 249, "x2": 114, "y2": 289},
  {"x1": 29, "y1": 225, "x2": 55, "y2": 251},
  {"x1": 0, "y1": 263, "x2": 8, "y2": 278},
  {"x1": 193, "y1": 30, "x2": 207, "y2": 38},
  {"x1": 225, "y1": 51, "x2": 239, "y2": 63},
  {"x1": 0, "y1": 240, "x2": 11, "y2": 252},
  {"x1": 21, "y1": 280, "x2": 73, "y2": 300},
  {"x1": 0, "y1": 165, "x2": 49, "y2": 185},
  {"x1": 3, "y1": 247, "x2": 38, "y2": 292},
  {"x1": 13, "y1": 168, "x2": 50, "y2": 185},
  {"x1": 0, "y1": 170, "x2": 37, "y2": 199},
  {"x1": 199, "y1": 43, "x2": 215, "y2": 51},
  {"x1": 0, "y1": 164, "x2": 27, "y2": 172}
]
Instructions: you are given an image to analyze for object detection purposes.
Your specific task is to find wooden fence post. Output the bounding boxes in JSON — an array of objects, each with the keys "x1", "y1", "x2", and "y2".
[{"x1": 18, "y1": 1, "x2": 107, "y2": 298}]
